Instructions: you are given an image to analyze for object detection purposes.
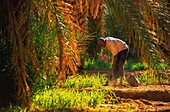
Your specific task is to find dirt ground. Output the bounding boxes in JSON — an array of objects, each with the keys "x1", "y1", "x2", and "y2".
[{"x1": 82, "y1": 70, "x2": 170, "y2": 111}]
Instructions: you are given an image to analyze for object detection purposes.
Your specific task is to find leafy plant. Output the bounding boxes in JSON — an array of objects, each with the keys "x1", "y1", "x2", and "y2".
[
  {"x1": 84, "y1": 58, "x2": 147, "y2": 70},
  {"x1": 84, "y1": 58, "x2": 169, "y2": 71},
  {"x1": 156, "y1": 63, "x2": 170, "y2": 70}
]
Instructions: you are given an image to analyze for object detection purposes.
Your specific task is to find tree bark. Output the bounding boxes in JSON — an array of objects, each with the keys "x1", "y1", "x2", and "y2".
[
  {"x1": 0, "y1": 0, "x2": 31, "y2": 108},
  {"x1": 55, "y1": 15, "x2": 67, "y2": 82}
]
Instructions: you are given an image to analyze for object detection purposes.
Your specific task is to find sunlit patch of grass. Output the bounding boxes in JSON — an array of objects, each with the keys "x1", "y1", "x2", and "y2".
[
  {"x1": 57, "y1": 74, "x2": 107, "y2": 89},
  {"x1": 32, "y1": 88, "x2": 108, "y2": 110},
  {"x1": 31, "y1": 74, "x2": 118, "y2": 111},
  {"x1": 156, "y1": 63, "x2": 170, "y2": 70},
  {"x1": 137, "y1": 71, "x2": 153, "y2": 83}
]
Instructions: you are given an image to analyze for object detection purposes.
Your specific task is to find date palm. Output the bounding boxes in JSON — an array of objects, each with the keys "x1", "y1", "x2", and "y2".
[
  {"x1": 106, "y1": 0, "x2": 170, "y2": 70},
  {"x1": 0, "y1": 0, "x2": 169, "y2": 109},
  {"x1": 53, "y1": 0, "x2": 106, "y2": 80},
  {"x1": 0, "y1": 0, "x2": 31, "y2": 108}
]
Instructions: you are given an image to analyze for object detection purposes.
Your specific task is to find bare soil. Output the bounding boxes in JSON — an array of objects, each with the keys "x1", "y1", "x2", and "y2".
[{"x1": 82, "y1": 70, "x2": 170, "y2": 111}]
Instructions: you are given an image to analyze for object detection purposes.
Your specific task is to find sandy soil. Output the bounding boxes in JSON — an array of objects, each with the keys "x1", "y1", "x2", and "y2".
[{"x1": 82, "y1": 70, "x2": 170, "y2": 111}]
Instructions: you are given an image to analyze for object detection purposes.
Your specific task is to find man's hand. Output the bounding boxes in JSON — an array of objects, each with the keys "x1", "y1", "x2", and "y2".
[{"x1": 97, "y1": 49, "x2": 110, "y2": 62}]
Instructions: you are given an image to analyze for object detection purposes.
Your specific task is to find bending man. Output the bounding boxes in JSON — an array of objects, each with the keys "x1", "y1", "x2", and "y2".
[{"x1": 98, "y1": 37, "x2": 129, "y2": 85}]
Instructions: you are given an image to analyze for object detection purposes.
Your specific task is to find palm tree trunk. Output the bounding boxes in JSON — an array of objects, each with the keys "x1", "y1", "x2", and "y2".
[
  {"x1": 55, "y1": 13, "x2": 67, "y2": 82},
  {"x1": 0, "y1": 0, "x2": 31, "y2": 108}
]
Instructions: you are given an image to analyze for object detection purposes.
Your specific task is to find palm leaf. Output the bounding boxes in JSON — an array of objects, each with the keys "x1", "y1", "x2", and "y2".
[
  {"x1": 106, "y1": 0, "x2": 170, "y2": 70},
  {"x1": 53, "y1": 0, "x2": 82, "y2": 80}
]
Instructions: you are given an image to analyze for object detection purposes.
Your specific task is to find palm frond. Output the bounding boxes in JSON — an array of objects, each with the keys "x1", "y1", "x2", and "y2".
[
  {"x1": 53, "y1": 0, "x2": 82, "y2": 79},
  {"x1": 106, "y1": 0, "x2": 170, "y2": 69},
  {"x1": 86, "y1": 0, "x2": 105, "y2": 58},
  {"x1": 30, "y1": 0, "x2": 59, "y2": 77}
]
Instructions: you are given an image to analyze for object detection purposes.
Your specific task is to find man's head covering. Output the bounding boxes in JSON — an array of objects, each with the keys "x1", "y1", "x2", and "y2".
[{"x1": 98, "y1": 37, "x2": 105, "y2": 41}]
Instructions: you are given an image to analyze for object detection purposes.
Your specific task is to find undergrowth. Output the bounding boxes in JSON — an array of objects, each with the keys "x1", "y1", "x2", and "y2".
[
  {"x1": 32, "y1": 88, "x2": 107, "y2": 109},
  {"x1": 6, "y1": 60, "x2": 169, "y2": 111},
  {"x1": 31, "y1": 74, "x2": 117, "y2": 111},
  {"x1": 5, "y1": 71, "x2": 169, "y2": 111},
  {"x1": 84, "y1": 58, "x2": 169, "y2": 70},
  {"x1": 137, "y1": 71, "x2": 169, "y2": 84},
  {"x1": 57, "y1": 75, "x2": 107, "y2": 88}
]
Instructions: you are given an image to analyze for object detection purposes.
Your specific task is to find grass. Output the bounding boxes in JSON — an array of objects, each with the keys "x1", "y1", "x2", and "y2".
[
  {"x1": 30, "y1": 74, "x2": 117, "y2": 111},
  {"x1": 84, "y1": 58, "x2": 112, "y2": 70},
  {"x1": 32, "y1": 88, "x2": 107, "y2": 109},
  {"x1": 29, "y1": 60, "x2": 169, "y2": 111},
  {"x1": 136, "y1": 71, "x2": 156, "y2": 83},
  {"x1": 57, "y1": 75, "x2": 107, "y2": 88},
  {"x1": 30, "y1": 72, "x2": 168, "y2": 111},
  {"x1": 137, "y1": 71, "x2": 169, "y2": 84},
  {"x1": 0, "y1": 106, "x2": 29, "y2": 112},
  {"x1": 84, "y1": 58, "x2": 169, "y2": 71},
  {"x1": 4, "y1": 59, "x2": 169, "y2": 111},
  {"x1": 124, "y1": 62, "x2": 147, "y2": 70},
  {"x1": 83, "y1": 58, "x2": 147, "y2": 70},
  {"x1": 5, "y1": 71, "x2": 169, "y2": 111}
]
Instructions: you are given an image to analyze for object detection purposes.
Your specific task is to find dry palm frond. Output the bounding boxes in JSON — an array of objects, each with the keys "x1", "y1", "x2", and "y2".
[
  {"x1": 30, "y1": 0, "x2": 81, "y2": 80},
  {"x1": 53, "y1": 0, "x2": 82, "y2": 80},
  {"x1": 147, "y1": 0, "x2": 170, "y2": 60},
  {"x1": 106, "y1": 0, "x2": 170, "y2": 70},
  {"x1": 88, "y1": 0, "x2": 105, "y2": 35},
  {"x1": 30, "y1": 0, "x2": 60, "y2": 77},
  {"x1": 31, "y1": 0, "x2": 105, "y2": 81},
  {"x1": 86, "y1": 0, "x2": 105, "y2": 58}
]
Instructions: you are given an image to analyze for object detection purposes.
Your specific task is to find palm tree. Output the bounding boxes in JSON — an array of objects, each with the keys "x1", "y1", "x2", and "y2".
[
  {"x1": 106, "y1": 0, "x2": 170, "y2": 71},
  {"x1": 1, "y1": 0, "x2": 169, "y2": 109},
  {"x1": 53, "y1": 0, "x2": 106, "y2": 80},
  {"x1": 31, "y1": 0, "x2": 83, "y2": 81},
  {"x1": 0, "y1": 0, "x2": 31, "y2": 108}
]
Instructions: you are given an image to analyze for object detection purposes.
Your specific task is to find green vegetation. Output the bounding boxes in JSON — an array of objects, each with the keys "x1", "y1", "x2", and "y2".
[
  {"x1": 1, "y1": 0, "x2": 170, "y2": 110},
  {"x1": 57, "y1": 75, "x2": 107, "y2": 88},
  {"x1": 84, "y1": 58, "x2": 169, "y2": 71},
  {"x1": 2, "y1": 58, "x2": 169, "y2": 111},
  {"x1": 137, "y1": 71, "x2": 169, "y2": 84},
  {"x1": 30, "y1": 75, "x2": 116, "y2": 111},
  {"x1": 124, "y1": 62, "x2": 147, "y2": 70},
  {"x1": 84, "y1": 58, "x2": 112, "y2": 70},
  {"x1": 33, "y1": 89, "x2": 106, "y2": 109},
  {"x1": 0, "y1": 104, "x2": 29, "y2": 112},
  {"x1": 3, "y1": 71, "x2": 169, "y2": 111}
]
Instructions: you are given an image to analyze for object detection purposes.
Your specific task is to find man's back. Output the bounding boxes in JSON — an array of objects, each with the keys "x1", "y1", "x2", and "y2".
[{"x1": 105, "y1": 37, "x2": 128, "y2": 56}]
